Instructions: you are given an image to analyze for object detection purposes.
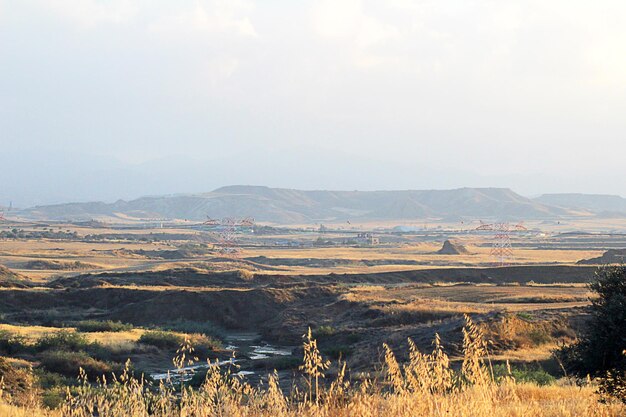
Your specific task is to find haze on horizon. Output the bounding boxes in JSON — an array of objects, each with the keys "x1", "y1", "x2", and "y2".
[{"x1": 1, "y1": 0, "x2": 625, "y2": 207}]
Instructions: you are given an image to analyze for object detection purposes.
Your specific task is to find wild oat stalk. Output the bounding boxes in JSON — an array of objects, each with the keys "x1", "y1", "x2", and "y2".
[{"x1": 299, "y1": 327, "x2": 330, "y2": 405}]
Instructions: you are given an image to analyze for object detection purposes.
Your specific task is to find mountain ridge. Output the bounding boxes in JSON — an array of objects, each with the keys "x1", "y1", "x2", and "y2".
[{"x1": 13, "y1": 186, "x2": 580, "y2": 224}]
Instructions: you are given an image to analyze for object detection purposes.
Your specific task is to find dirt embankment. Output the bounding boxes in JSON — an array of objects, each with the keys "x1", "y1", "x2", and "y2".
[
  {"x1": 577, "y1": 249, "x2": 626, "y2": 265},
  {"x1": 19, "y1": 260, "x2": 98, "y2": 271},
  {"x1": 0, "y1": 265, "x2": 32, "y2": 288},
  {"x1": 0, "y1": 265, "x2": 598, "y2": 368}
]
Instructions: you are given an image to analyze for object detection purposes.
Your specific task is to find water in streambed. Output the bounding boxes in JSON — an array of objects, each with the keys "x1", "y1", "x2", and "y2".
[{"x1": 149, "y1": 333, "x2": 294, "y2": 383}]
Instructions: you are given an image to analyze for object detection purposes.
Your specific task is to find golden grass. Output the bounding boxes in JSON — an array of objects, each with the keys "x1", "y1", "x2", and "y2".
[{"x1": 0, "y1": 317, "x2": 623, "y2": 417}]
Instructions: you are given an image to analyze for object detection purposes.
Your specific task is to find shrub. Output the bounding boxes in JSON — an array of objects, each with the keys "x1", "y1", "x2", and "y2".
[
  {"x1": 557, "y1": 266, "x2": 626, "y2": 402},
  {"x1": 492, "y1": 364, "x2": 556, "y2": 386},
  {"x1": 188, "y1": 333, "x2": 222, "y2": 352},
  {"x1": 41, "y1": 388, "x2": 66, "y2": 409},
  {"x1": 0, "y1": 330, "x2": 29, "y2": 355},
  {"x1": 527, "y1": 328, "x2": 552, "y2": 345},
  {"x1": 35, "y1": 330, "x2": 91, "y2": 353},
  {"x1": 322, "y1": 345, "x2": 353, "y2": 359},
  {"x1": 34, "y1": 369, "x2": 74, "y2": 389},
  {"x1": 313, "y1": 325, "x2": 336, "y2": 338},
  {"x1": 74, "y1": 320, "x2": 133, "y2": 333},
  {"x1": 159, "y1": 320, "x2": 224, "y2": 339},
  {"x1": 38, "y1": 350, "x2": 116, "y2": 379},
  {"x1": 138, "y1": 331, "x2": 183, "y2": 350}
]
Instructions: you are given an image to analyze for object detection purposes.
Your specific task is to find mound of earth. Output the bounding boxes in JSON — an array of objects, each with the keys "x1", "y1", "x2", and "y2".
[
  {"x1": 0, "y1": 265, "x2": 31, "y2": 288},
  {"x1": 20, "y1": 260, "x2": 98, "y2": 271},
  {"x1": 47, "y1": 268, "x2": 259, "y2": 289},
  {"x1": 0, "y1": 358, "x2": 35, "y2": 405},
  {"x1": 577, "y1": 249, "x2": 626, "y2": 265},
  {"x1": 436, "y1": 240, "x2": 469, "y2": 255}
]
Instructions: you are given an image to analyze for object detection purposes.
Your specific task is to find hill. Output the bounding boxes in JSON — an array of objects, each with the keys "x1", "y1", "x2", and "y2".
[
  {"x1": 534, "y1": 193, "x2": 626, "y2": 215},
  {"x1": 436, "y1": 240, "x2": 470, "y2": 255},
  {"x1": 577, "y1": 249, "x2": 626, "y2": 265},
  {"x1": 16, "y1": 186, "x2": 572, "y2": 224}
]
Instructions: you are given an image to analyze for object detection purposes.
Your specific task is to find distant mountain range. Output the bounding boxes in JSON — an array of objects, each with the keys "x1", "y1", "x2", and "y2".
[
  {"x1": 534, "y1": 193, "x2": 626, "y2": 217},
  {"x1": 12, "y1": 186, "x2": 626, "y2": 224}
]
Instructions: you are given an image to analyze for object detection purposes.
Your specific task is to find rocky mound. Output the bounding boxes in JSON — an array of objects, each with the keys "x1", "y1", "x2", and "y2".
[
  {"x1": 577, "y1": 249, "x2": 626, "y2": 265},
  {"x1": 436, "y1": 240, "x2": 469, "y2": 255},
  {"x1": 0, "y1": 265, "x2": 31, "y2": 288}
]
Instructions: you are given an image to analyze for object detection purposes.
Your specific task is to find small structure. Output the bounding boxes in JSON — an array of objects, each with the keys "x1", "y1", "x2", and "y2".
[{"x1": 354, "y1": 233, "x2": 379, "y2": 246}]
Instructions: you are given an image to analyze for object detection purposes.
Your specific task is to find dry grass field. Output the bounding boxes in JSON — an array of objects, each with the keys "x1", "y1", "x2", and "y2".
[
  {"x1": 0, "y1": 318, "x2": 623, "y2": 417},
  {"x1": 0, "y1": 218, "x2": 624, "y2": 415}
]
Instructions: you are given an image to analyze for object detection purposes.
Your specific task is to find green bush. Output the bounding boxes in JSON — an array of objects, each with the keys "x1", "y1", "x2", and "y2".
[
  {"x1": 35, "y1": 330, "x2": 92, "y2": 352},
  {"x1": 313, "y1": 325, "x2": 336, "y2": 338},
  {"x1": 159, "y1": 320, "x2": 224, "y2": 339},
  {"x1": 557, "y1": 266, "x2": 626, "y2": 402},
  {"x1": 41, "y1": 388, "x2": 66, "y2": 410},
  {"x1": 39, "y1": 350, "x2": 117, "y2": 379},
  {"x1": 75, "y1": 320, "x2": 133, "y2": 333},
  {"x1": 492, "y1": 364, "x2": 556, "y2": 386},
  {"x1": 0, "y1": 330, "x2": 30, "y2": 355},
  {"x1": 322, "y1": 345, "x2": 353, "y2": 359},
  {"x1": 527, "y1": 328, "x2": 552, "y2": 345},
  {"x1": 138, "y1": 331, "x2": 183, "y2": 350},
  {"x1": 34, "y1": 368, "x2": 74, "y2": 389}
]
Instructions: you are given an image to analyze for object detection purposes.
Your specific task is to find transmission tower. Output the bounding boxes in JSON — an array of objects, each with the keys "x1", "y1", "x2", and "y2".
[
  {"x1": 475, "y1": 221, "x2": 527, "y2": 266},
  {"x1": 203, "y1": 216, "x2": 220, "y2": 226},
  {"x1": 206, "y1": 217, "x2": 255, "y2": 257},
  {"x1": 0, "y1": 203, "x2": 9, "y2": 222}
]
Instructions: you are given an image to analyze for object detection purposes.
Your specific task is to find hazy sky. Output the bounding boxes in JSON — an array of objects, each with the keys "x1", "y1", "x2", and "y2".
[{"x1": 1, "y1": 0, "x2": 625, "y2": 206}]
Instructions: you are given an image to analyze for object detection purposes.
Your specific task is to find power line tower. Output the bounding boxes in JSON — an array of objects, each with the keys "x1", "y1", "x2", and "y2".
[
  {"x1": 0, "y1": 202, "x2": 10, "y2": 222},
  {"x1": 210, "y1": 217, "x2": 255, "y2": 257},
  {"x1": 203, "y1": 216, "x2": 220, "y2": 226},
  {"x1": 475, "y1": 221, "x2": 527, "y2": 266}
]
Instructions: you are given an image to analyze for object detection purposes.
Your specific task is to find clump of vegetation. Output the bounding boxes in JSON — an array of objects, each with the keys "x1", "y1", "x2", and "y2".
[
  {"x1": 35, "y1": 331, "x2": 92, "y2": 353},
  {"x1": 139, "y1": 329, "x2": 221, "y2": 353},
  {"x1": 322, "y1": 344, "x2": 353, "y2": 359},
  {"x1": 492, "y1": 363, "x2": 556, "y2": 386},
  {"x1": 0, "y1": 330, "x2": 29, "y2": 355},
  {"x1": 313, "y1": 325, "x2": 336, "y2": 338},
  {"x1": 138, "y1": 330, "x2": 183, "y2": 349},
  {"x1": 38, "y1": 351, "x2": 117, "y2": 379},
  {"x1": 557, "y1": 266, "x2": 626, "y2": 402},
  {"x1": 74, "y1": 320, "x2": 133, "y2": 333},
  {"x1": 158, "y1": 319, "x2": 224, "y2": 339}
]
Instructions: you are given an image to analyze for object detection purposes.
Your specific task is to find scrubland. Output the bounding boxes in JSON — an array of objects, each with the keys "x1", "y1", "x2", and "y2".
[{"x1": 0, "y1": 317, "x2": 623, "y2": 417}]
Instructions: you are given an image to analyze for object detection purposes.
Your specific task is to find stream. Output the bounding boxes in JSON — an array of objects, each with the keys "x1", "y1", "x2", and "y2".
[{"x1": 150, "y1": 333, "x2": 294, "y2": 383}]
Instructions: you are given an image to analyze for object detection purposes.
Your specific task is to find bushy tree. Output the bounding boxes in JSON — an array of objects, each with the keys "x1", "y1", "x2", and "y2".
[{"x1": 558, "y1": 266, "x2": 626, "y2": 401}]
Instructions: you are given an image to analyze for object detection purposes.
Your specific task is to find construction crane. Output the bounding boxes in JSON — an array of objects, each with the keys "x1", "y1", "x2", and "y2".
[{"x1": 475, "y1": 221, "x2": 527, "y2": 266}]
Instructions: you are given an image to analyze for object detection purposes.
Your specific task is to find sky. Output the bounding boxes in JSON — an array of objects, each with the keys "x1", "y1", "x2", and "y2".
[{"x1": 1, "y1": 0, "x2": 625, "y2": 207}]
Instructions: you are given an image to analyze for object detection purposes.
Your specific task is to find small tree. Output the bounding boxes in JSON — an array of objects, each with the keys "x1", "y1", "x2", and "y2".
[{"x1": 557, "y1": 266, "x2": 626, "y2": 402}]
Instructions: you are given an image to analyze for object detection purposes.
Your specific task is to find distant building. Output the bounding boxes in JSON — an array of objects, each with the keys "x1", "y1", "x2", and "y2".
[{"x1": 354, "y1": 233, "x2": 379, "y2": 245}]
